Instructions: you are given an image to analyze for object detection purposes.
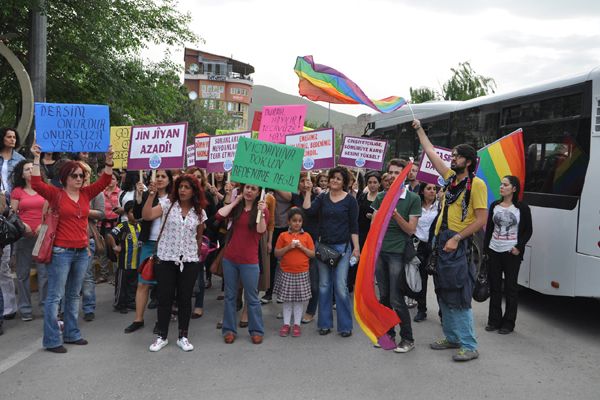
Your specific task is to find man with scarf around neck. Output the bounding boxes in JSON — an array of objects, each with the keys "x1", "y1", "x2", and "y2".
[{"x1": 413, "y1": 119, "x2": 488, "y2": 362}]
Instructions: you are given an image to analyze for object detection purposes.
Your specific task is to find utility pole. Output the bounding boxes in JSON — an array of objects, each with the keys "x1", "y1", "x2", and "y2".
[{"x1": 27, "y1": 0, "x2": 47, "y2": 145}]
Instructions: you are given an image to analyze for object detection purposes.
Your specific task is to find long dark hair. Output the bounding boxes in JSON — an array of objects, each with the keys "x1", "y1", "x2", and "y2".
[
  {"x1": 502, "y1": 175, "x2": 521, "y2": 204},
  {"x1": 170, "y1": 174, "x2": 207, "y2": 216},
  {"x1": 152, "y1": 169, "x2": 174, "y2": 195},
  {"x1": 121, "y1": 171, "x2": 139, "y2": 192},
  {"x1": 0, "y1": 127, "x2": 20, "y2": 151},
  {"x1": 11, "y1": 159, "x2": 35, "y2": 189},
  {"x1": 231, "y1": 184, "x2": 261, "y2": 230}
]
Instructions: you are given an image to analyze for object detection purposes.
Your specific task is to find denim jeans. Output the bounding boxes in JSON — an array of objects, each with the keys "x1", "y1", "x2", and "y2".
[
  {"x1": 0, "y1": 244, "x2": 17, "y2": 316},
  {"x1": 222, "y1": 258, "x2": 263, "y2": 336},
  {"x1": 0, "y1": 284, "x2": 3, "y2": 325},
  {"x1": 82, "y1": 239, "x2": 96, "y2": 314},
  {"x1": 305, "y1": 257, "x2": 319, "y2": 316},
  {"x1": 375, "y1": 251, "x2": 413, "y2": 341},
  {"x1": 15, "y1": 236, "x2": 48, "y2": 315},
  {"x1": 439, "y1": 299, "x2": 477, "y2": 351},
  {"x1": 43, "y1": 246, "x2": 90, "y2": 348},
  {"x1": 317, "y1": 242, "x2": 353, "y2": 333}
]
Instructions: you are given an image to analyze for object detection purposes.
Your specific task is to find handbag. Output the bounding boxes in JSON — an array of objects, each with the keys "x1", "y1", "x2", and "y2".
[
  {"x1": 33, "y1": 193, "x2": 63, "y2": 264},
  {"x1": 88, "y1": 223, "x2": 106, "y2": 256},
  {"x1": 198, "y1": 235, "x2": 217, "y2": 262},
  {"x1": 315, "y1": 242, "x2": 342, "y2": 268},
  {"x1": 209, "y1": 245, "x2": 226, "y2": 277},
  {"x1": 473, "y1": 254, "x2": 490, "y2": 302},
  {"x1": 137, "y1": 203, "x2": 174, "y2": 282},
  {"x1": 0, "y1": 209, "x2": 26, "y2": 247}
]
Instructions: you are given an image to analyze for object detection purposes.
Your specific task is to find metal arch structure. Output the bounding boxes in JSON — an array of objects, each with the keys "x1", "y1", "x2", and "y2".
[{"x1": 0, "y1": 41, "x2": 34, "y2": 144}]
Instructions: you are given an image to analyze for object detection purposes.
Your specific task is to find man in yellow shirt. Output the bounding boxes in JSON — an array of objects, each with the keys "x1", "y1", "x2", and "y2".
[{"x1": 413, "y1": 119, "x2": 488, "y2": 362}]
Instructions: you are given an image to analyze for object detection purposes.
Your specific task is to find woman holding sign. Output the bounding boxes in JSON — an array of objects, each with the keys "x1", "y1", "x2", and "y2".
[
  {"x1": 302, "y1": 167, "x2": 360, "y2": 337},
  {"x1": 216, "y1": 184, "x2": 268, "y2": 345},
  {"x1": 30, "y1": 143, "x2": 113, "y2": 354}
]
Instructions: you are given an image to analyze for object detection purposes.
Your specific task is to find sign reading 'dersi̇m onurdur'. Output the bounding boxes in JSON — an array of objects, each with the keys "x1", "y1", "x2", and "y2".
[
  {"x1": 285, "y1": 128, "x2": 335, "y2": 171},
  {"x1": 338, "y1": 136, "x2": 387, "y2": 170},
  {"x1": 206, "y1": 131, "x2": 252, "y2": 173},
  {"x1": 34, "y1": 102, "x2": 110, "y2": 152},
  {"x1": 127, "y1": 122, "x2": 187, "y2": 170}
]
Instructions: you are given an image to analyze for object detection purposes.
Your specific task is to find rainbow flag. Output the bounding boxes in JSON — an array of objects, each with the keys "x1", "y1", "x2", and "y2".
[
  {"x1": 476, "y1": 129, "x2": 525, "y2": 207},
  {"x1": 354, "y1": 163, "x2": 412, "y2": 349},
  {"x1": 294, "y1": 55, "x2": 407, "y2": 113}
]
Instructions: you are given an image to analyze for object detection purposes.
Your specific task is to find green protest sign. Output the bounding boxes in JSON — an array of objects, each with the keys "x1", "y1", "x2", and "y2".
[{"x1": 232, "y1": 137, "x2": 304, "y2": 192}]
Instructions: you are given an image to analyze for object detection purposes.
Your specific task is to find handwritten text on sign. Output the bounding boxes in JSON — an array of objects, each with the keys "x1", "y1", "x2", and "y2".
[
  {"x1": 338, "y1": 136, "x2": 387, "y2": 170},
  {"x1": 34, "y1": 103, "x2": 110, "y2": 152},
  {"x1": 127, "y1": 122, "x2": 187, "y2": 170},
  {"x1": 285, "y1": 128, "x2": 335, "y2": 171},
  {"x1": 194, "y1": 135, "x2": 210, "y2": 168},
  {"x1": 231, "y1": 137, "x2": 304, "y2": 192},
  {"x1": 110, "y1": 126, "x2": 131, "y2": 169},
  {"x1": 206, "y1": 131, "x2": 252, "y2": 173},
  {"x1": 186, "y1": 144, "x2": 195, "y2": 167},
  {"x1": 416, "y1": 146, "x2": 452, "y2": 185},
  {"x1": 258, "y1": 105, "x2": 307, "y2": 143}
]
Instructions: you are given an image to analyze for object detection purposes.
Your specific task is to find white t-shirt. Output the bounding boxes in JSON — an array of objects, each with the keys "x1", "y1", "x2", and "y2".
[
  {"x1": 1, "y1": 159, "x2": 8, "y2": 193},
  {"x1": 415, "y1": 201, "x2": 439, "y2": 242},
  {"x1": 148, "y1": 195, "x2": 168, "y2": 241},
  {"x1": 489, "y1": 204, "x2": 520, "y2": 253}
]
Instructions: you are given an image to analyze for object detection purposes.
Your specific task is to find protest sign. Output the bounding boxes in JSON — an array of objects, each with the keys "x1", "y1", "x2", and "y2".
[
  {"x1": 127, "y1": 122, "x2": 187, "y2": 170},
  {"x1": 416, "y1": 146, "x2": 452, "y2": 185},
  {"x1": 194, "y1": 134, "x2": 210, "y2": 168},
  {"x1": 34, "y1": 102, "x2": 110, "y2": 152},
  {"x1": 338, "y1": 136, "x2": 387, "y2": 170},
  {"x1": 231, "y1": 137, "x2": 304, "y2": 192},
  {"x1": 258, "y1": 105, "x2": 307, "y2": 143},
  {"x1": 206, "y1": 131, "x2": 252, "y2": 173},
  {"x1": 110, "y1": 126, "x2": 131, "y2": 169},
  {"x1": 186, "y1": 144, "x2": 195, "y2": 167},
  {"x1": 285, "y1": 128, "x2": 335, "y2": 171}
]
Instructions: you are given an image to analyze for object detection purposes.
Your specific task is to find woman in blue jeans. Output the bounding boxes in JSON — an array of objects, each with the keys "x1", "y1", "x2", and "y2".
[
  {"x1": 216, "y1": 184, "x2": 267, "y2": 345},
  {"x1": 302, "y1": 167, "x2": 360, "y2": 337},
  {"x1": 30, "y1": 144, "x2": 113, "y2": 353}
]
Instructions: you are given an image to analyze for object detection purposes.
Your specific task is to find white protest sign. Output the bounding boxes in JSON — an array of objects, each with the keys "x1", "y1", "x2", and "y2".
[
  {"x1": 206, "y1": 131, "x2": 252, "y2": 173},
  {"x1": 285, "y1": 128, "x2": 335, "y2": 171},
  {"x1": 416, "y1": 146, "x2": 452, "y2": 185},
  {"x1": 127, "y1": 122, "x2": 188, "y2": 170},
  {"x1": 186, "y1": 144, "x2": 195, "y2": 167}
]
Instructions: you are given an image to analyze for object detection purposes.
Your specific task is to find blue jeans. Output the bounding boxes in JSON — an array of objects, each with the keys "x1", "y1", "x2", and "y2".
[
  {"x1": 439, "y1": 299, "x2": 477, "y2": 351},
  {"x1": 222, "y1": 258, "x2": 263, "y2": 336},
  {"x1": 43, "y1": 247, "x2": 90, "y2": 348},
  {"x1": 305, "y1": 257, "x2": 319, "y2": 316},
  {"x1": 375, "y1": 251, "x2": 413, "y2": 341},
  {"x1": 82, "y1": 239, "x2": 96, "y2": 314},
  {"x1": 317, "y1": 242, "x2": 353, "y2": 333}
]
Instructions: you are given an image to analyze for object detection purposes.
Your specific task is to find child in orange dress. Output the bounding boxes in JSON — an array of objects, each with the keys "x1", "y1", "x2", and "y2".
[{"x1": 274, "y1": 208, "x2": 315, "y2": 337}]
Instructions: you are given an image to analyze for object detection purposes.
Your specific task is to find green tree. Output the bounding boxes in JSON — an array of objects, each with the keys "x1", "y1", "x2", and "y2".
[
  {"x1": 409, "y1": 86, "x2": 440, "y2": 104},
  {"x1": 442, "y1": 61, "x2": 496, "y2": 101}
]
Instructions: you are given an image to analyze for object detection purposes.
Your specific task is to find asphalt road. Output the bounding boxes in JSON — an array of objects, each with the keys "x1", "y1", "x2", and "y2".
[{"x1": 0, "y1": 279, "x2": 599, "y2": 400}]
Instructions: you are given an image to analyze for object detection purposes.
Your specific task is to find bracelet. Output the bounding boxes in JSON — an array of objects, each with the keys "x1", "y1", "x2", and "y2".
[{"x1": 454, "y1": 233, "x2": 463, "y2": 241}]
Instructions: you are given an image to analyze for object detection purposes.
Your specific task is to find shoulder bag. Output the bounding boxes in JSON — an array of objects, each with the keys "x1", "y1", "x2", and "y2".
[
  {"x1": 33, "y1": 192, "x2": 63, "y2": 264},
  {"x1": 138, "y1": 202, "x2": 174, "y2": 282},
  {"x1": 314, "y1": 193, "x2": 343, "y2": 268}
]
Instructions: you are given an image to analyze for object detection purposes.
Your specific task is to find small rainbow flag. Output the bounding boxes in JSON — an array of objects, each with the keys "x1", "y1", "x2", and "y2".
[
  {"x1": 294, "y1": 55, "x2": 407, "y2": 114},
  {"x1": 354, "y1": 163, "x2": 412, "y2": 349},
  {"x1": 476, "y1": 129, "x2": 525, "y2": 207}
]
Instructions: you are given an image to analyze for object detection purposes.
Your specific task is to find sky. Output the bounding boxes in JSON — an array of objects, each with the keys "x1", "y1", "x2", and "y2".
[{"x1": 148, "y1": 0, "x2": 600, "y2": 117}]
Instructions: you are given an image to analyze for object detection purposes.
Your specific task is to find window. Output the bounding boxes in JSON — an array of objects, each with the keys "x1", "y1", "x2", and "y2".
[{"x1": 451, "y1": 107, "x2": 499, "y2": 149}]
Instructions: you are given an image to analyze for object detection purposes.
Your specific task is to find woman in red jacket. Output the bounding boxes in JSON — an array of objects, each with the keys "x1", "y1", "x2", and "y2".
[{"x1": 30, "y1": 144, "x2": 113, "y2": 354}]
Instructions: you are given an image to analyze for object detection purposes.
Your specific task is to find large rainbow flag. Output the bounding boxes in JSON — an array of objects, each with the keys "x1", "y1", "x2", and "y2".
[
  {"x1": 354, "y1": 163, "x2": 412, "y2": 349},
  {"x1": 476, "y1": 128, "x2": 525, "y2": 207},
  {"x1": 294, "y1": 55, "x2": 407, "y2": 113}
]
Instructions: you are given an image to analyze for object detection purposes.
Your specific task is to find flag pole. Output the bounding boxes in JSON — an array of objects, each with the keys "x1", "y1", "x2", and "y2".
[{"x1": 407, "y1": 101, "x2": 416, "y2": 121}]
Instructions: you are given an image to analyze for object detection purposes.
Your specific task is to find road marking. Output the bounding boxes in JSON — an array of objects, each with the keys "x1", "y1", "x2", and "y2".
[{"x1": 0, "y1": 339, "x2": 40, "y2": 375}]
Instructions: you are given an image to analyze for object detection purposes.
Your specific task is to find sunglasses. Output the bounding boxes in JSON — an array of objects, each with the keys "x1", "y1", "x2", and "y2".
[{"x1": 70, "y1": 173, "x2": 85, "y2": 179}]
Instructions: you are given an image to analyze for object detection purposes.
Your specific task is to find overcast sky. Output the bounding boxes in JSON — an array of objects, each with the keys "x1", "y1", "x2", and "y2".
[{"x1": 151, "y1": 0, "x2": 600, "y2": 116}]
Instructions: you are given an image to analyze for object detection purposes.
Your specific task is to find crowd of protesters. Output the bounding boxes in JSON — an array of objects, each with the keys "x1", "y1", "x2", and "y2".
[{"x1": 0, "y1": 124, "x2": 532, "y2": 362}]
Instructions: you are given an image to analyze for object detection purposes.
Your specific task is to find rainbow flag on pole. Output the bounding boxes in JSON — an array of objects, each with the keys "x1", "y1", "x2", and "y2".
[
  {"x1": 476, "y1": 129, "x2": 525, "y2": 207},
  {"x1": 354, "y1": 163, "x2": 412, "y2": 349},
  {"x1": 294, "y1": 55, "x2": 407, "y2": 113}
]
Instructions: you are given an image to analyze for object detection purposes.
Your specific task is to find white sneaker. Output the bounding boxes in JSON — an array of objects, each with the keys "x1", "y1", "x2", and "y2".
[
  {"x1": 394, "y1": 340, "x2": 415, "y2": 353},
  {"x1": 176, "y1": 337, "x2": 194, "y2": 352},
  {"x1": 149, "y1": 336, "x2": 168, "y2": 352}
]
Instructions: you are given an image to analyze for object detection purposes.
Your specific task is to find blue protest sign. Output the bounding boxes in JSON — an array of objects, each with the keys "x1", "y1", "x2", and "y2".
[{"x1": 34, "y1": 103, "x2": 110, "y2": 152}]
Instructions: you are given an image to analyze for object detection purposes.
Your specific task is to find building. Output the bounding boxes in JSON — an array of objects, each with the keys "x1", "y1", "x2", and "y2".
[{"x1": 183, "y1": 48, "x2": 254, "y2": 130}]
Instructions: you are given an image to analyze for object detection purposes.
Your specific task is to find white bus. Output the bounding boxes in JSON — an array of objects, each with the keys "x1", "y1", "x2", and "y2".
[{"x1": 366, "y1": 68, "x2": 600, "y2": 297}]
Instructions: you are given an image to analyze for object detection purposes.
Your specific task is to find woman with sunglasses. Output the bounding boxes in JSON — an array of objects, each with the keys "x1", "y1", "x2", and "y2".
[{"x1": 30, "y1": 143, "x2": 114, "y2": 354}]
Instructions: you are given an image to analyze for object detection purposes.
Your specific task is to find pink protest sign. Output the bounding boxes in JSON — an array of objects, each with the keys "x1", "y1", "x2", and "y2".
[
  {"x1": 127, "y1": 122, "x2": 187, "y2": 170},
  {"x1": 416, "y1": 146, "x2": 452, "y2": 185},
  {"x1": 194, "y1": 135, "x2": 210, "y2": 168},
  {"x1": 285, "y1": 128, "x2": 335, "y2": 171},
  {"x1": 206, "y1": 131, "x2": 252, "y2": 173},
  {"x1": 258, "y1": 105, "x2": 307, "y2": 143},
  {"x1": 338, "y1": 136, "x2": 387, "y2": 170}
]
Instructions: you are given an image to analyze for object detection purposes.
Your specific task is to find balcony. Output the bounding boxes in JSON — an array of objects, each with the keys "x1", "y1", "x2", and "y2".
[{"x1": 184, "y1": 71, "x2": 253, "y2": 85}]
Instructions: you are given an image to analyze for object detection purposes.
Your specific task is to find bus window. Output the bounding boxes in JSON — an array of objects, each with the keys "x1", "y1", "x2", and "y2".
[{"x1": 451, "y1": 107, "x2": 499, "y2": 149}]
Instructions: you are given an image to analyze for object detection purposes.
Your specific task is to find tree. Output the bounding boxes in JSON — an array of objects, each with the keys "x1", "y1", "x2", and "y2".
[
  {"x1": 0, "y1": 0, "x2": 201, "y2": 135},
  {"x1": 442, "y1": 61, "x2": 496, "y2": 101},
  {"x1": 409, "y1": 86, "x2": 440, "y2": 104}
]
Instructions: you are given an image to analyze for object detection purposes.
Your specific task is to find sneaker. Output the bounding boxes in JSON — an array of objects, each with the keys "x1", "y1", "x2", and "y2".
[
  {"x1": 124, "y1": 321, "x2": 144, "y2": 333},
  {"x1": 177, "y1": 337, "x2": 194, "y2": 352},
  {"x1": 21, "y1": 314, "x2": 33, "y2": 322},
  {"x1": 373, "y1": 342, "x2": 381, "y2": 348},
  {"x1": 292, "y1": 324, "x2": 301, "y2": 337},
  {"x1": 83, "y1": 313, "x2": 95, "y2": 322},
  {"x1": 276, "y1": 312, "x2": 283, "y2": 320},
  {"x1": 394, "y1": 340, "x2": 415, "y2": 353},
  {"x1": 149, "y1": 336, "x2": 168, "y2": 352},
  {"x1": 413, "y1": 311, "x2": 427, "y2": 322},
  {"x1": 260, "y1": 294, "x2": 272, "y2": 304},
  {"x1": 430, "y1": 338, "x2": 461, "y2": 350},
  {"x1": 279, "y1": 324, "x2": 291, "y2": 337},
  {"x1": 453, "y1": 348, "x2": 479, "y2": 361},
  {"x1": 405, "y1": 297, "x2": 417, "y2": 309}
]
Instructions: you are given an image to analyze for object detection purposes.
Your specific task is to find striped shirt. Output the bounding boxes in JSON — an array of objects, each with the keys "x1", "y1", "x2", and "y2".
[{"x1": 111, "y1": 221, "x2": 141, "y2": 270}]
